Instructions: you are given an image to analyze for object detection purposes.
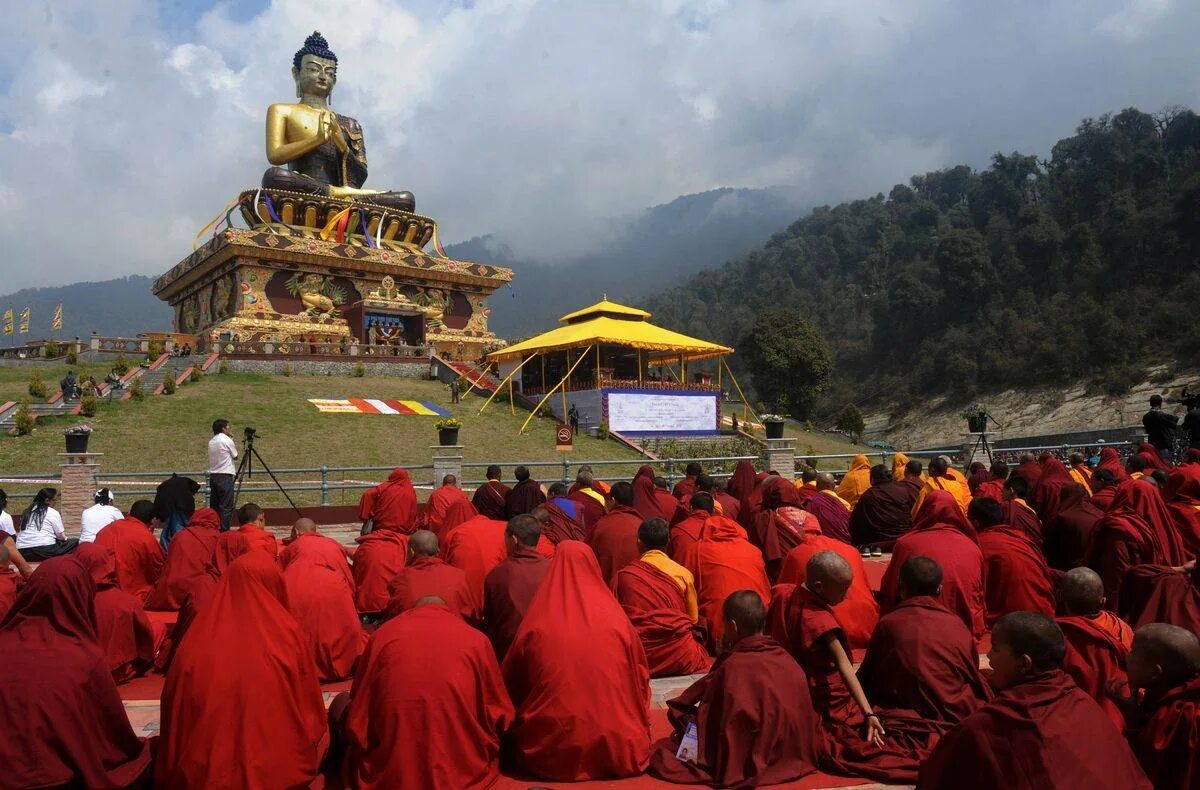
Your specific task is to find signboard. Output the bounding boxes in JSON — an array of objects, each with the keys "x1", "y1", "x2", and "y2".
[
  {"x1": 606, "y1": 390, "x2": 719, "y2": 435},
  {"x1": 556, "y1": 422, "x2": 574, "y2": 452}
]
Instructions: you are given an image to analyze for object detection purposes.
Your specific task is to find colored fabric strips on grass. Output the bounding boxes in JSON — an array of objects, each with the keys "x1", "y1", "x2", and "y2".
[{"x1": 308, "y1": 398, "x2": 450, "y2": 416}]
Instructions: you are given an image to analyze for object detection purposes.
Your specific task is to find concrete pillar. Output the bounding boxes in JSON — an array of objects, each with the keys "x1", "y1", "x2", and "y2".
[
  {"x1": 432, "y1": 445, "x2": 462, "y2": 488},
  {"x1": 58, "y1": 452, "x2": 100, "y2": 534},
  {"x1": 90, "y1": 335, "x2": 100, "y2": 351},
  {"x1": 764, "y1": 438, "x2": 796, "y2": 481}
]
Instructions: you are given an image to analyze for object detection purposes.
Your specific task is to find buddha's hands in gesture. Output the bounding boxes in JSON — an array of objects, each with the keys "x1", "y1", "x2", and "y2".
[{"x1": 319, "y1": 111, "x2": 349, "y2": 154}]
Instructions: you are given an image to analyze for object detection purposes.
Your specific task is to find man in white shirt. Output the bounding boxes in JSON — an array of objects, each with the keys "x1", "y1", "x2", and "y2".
[
  {"x1": 0, "y1": 489, "x2": 14, "y2": 539},
  {"x1": 208, "y1": 419, "x2": 239, "y2": 530},
  {"x1": 80, "y1": 488, "x2": 124, "y2": 543}
]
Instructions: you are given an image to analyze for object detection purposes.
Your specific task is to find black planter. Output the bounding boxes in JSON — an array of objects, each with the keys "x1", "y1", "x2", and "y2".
[
  {"x1": 764, "y1": 421, "x2": 785, "y2": 440},
  {"x1": 65, "y1": 433, "x2": 90, "y2": 454},
  {"x1": 967, "y1": 414, "x2": 987, "y2": 433},
  {"x1": 438, "y1": 427, "x2": 460, "y2": 446}
]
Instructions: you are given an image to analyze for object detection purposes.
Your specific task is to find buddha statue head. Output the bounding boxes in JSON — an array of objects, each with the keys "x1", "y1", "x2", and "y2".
[{"x1": 292, "y1": 31, "x2": 338, "y2": 100}]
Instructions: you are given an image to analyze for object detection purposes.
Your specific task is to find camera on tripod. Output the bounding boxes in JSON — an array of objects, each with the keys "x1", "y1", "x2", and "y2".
[{"x1": 244, "y1": 426, "x2": 260, "y2": 441}]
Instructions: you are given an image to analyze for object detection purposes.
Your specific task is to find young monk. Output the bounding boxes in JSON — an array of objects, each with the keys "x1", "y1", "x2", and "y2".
[
  {"x1": 484, "y1": 514, "x2": 551, "y2": 661},
  {"x1": 74, "y1": 544, "x2": 161, "y2": 684},
  {"x1": 692, "y1": 509, "x2": 771, "y2": 650},
  {"x1": 279, "y1": 518, "x2": 366, "y2": 682},
  {"x1": 612, "y1": 517, "x2": 710, "y2": 678},
  {"x1": 157, "y1": 552, "x2": 328, "y2": 788},
  {"x1": 1055, "y1": 567, "x2": 1133, "y2": 731},
  {"x1": 588, "y1": 481, "x2": 644, "y2": 582},
  {"x1": 917, "y1": 612, "x2": 1151, "y2": 789},
  {"x1": 1123, "y1": 623, "x2": 1200, "y2": 789},
  {"x1": 144, "y1": 506, "x2": 221, "y2": 610},
  {"x1": 337, "y1": 596, "x2": 514, "y2": 789},
  {"x1": 649, "y1": 590, "x2": 821, "y2": 787},
  {"x1": 970, "y1": 497, "x2": 1055, "y2": 625},
  {"x1": 386, "y1": 529, "x2": 477, "y2": 621},
  {"x1": 220, "y1": 502, "x2": 279, "y2": 558},
  {"x1": 501, "y1": 541, "x2": 651, "y2": 781},
  {"x1": 0, "y1": 557, "x2": 152, "y2": 788},
  {"x1": 93, "y1": 499, "x2": 164, "y2": 602}
]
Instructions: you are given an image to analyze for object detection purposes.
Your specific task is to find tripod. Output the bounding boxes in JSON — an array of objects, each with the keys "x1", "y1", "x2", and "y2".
[
  {"x1": 234, "y1": 433, "x2": 302, "y2": 514},
  {"x1": 966, "y1": 413, "x2": 1004, "y2": 466}
]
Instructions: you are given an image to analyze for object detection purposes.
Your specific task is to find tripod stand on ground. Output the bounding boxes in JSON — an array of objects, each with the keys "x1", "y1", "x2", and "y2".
[
  {"x1": 234, "y1": 432, "x2": 302, "y2": 515},
  {"x1": 965, "y1": 412, "x2": 1004, "y2": 466}
]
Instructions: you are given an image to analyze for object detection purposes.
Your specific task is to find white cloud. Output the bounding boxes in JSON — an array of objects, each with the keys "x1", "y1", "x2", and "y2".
[{"x1": 1097, "y1": 0, "x2": 1173, "y2": 41}]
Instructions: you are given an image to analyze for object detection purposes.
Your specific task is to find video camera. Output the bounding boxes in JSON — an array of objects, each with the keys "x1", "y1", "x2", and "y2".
[
  {"x1": 244, "y1": 426, "x2": 261, "y2": 441},
  {"x1": 1181, "y1": 385, "x2": 1200, "y2": 412}
]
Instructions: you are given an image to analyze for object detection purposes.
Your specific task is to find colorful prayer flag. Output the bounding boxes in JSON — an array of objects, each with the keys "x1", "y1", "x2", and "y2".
[
  {"x1": 1, "y1": 309, "x2": 11, "y2": 336},
  {"x1": 18, "y1": 307, "x2": 29, "y2": 333},
  {"x1": 307, "y1": 398, "x2": 450, "y2": 416},
  {"x1": 51, "y1": 303, "x2": 62, "y2": 330}
]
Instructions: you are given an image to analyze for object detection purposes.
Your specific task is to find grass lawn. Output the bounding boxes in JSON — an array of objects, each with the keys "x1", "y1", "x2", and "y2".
[{"x1": 0, "y1": 360, "x2": 122, "y2": 404}]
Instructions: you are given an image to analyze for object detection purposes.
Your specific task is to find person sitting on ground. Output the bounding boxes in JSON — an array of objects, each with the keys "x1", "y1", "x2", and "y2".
[
  {"x1": 386, "y1": 529, "x2": 476, "y2": 622},
  {"x1": 1044, "y1": 482, "x2": 1103, "y2": 570},
  {"x1": 483, "y1": 515, "x2": 551, "y2": 661},
  {"x1": 568, "y1": 468, "x2": 607, "y2": 530},
  {"x1": 535, "y1": 482, "x2": 587, "y2": 543},
  {"x1": 219, "y1": 502, "x2": 278, "y2": 558},
  {"x1": 502, "y1": 542, "x2": 651, "y2": 781},
  {"x1": 974, "y1": 460, "x2": 1008, "y2": 501},
  {"x1": 1090, "y1": 467, "x2": 1120, "y2": 511},
  {"x1": 805, "y1": 473, "x2": 852, "y2": 543},
  {"x1": 692, "y1": 504, "x2": 770, "y2": 650},
  {"x1": 351, "y1": 525, "x2": 409, "y2": 615},
  {"x1": 445, "y1": 502, "x2": 532, "y2": 606},
  {"x1": 1120, "y1": 557, "x2": 1200, "y2": 633},
  {"x1": 649, "y1": 590, "x2": 821, "y2": 787},
  {"x1": 849, "y1": 463, "x2": 920, "y2": 550},
  {"x1": 672, "y1": 462, "x2": 703, "y2": 501},
  {"x1": 588, "y1": 481, "x2": 645, "y2": 582},
  {"x1": 0, "y1": 556, "x2": 152, "y2": 788},
  {"x1": 506, "y1": 465, "x2": 547, "y2": 518},
  {"x1": 144, "y1": 506, "x2": 221, "y2": 611},
  {"x1": 0, "y1": 529, "x2": 33, "y2": 622},
  {"x1": 358, "y1": 467, "x2": 419, "y2": 534},
  {"x1": 1069, "y1": 452, "x2": 1094, "y2": 494},
  {"x1": 837, "y1": 454, "x2": 873, "y2": 508},
  {"x1": 700, "y1": 475, "x2": 738, "y2": 519},
  {"x1": 279, "y1": 518, "x2": 366, "y2": 682},
  {"x1": 912, "y1": 456, "x2": 972, "y2": 516},
  {"x1": 1055, "y1": 567, "x2": 1133, "y2": 730},
  {"x1": 1001, "y1": 474, "x2": 1044, "y2": 543},
  {"x1": 16, "y1": 487, "x2": 79, "y2": 561},
  {"x1": 74, "y1": 543, "x2": 162, "y2": 684},
  {"x1": 79, "y1": 488, "x2": 123, "y2": 544},
  {"x1": 1011, "y1": 452, "x2": 1045, "y2": 489},
  {"x1": 1088, "y1": 479, "x2": 1186, "y2": 609},
  {"x1": 334, "y1": 596, "x2": 514, "y2": 788},
  {"x1": 612, "y1": 517, "x2": 709, "y2": 678},
  {"x1": 93, "y1": 497, "x2": 161, "y2": 601},
  {"x1": 472, "y1": 464, "x2": 510, "y2": 521},
  {"x1": 421, "y1": 474, "x2": 469, "y2": 536},
  {"x1": 667, "y1": 491, "x2": 713, "y2": 567},
  {"x1": 1127, "y1": 452, "x2": 1151, "y2": 481},
  {"x1": 632, "y1": 466, "x2": 684, "y2": 523},
  {"x1": 1123, "y1": 623, "x2": 1200, "y2": 789},
  {"x1": 752, "y1": 476, "x2": 822, "y2": 580},
  {"x1": 157, "y1": 552, "x2": 328, "y2": 788},
  {"x1": 969, "y1": 497, "x2": 1055, "y2": 625},
  {"x1": 917, "y1": 612, "x2": 1151, "y2": 790}
]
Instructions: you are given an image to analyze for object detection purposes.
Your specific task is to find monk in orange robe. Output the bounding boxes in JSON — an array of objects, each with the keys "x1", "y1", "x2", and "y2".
[
  {"x1": 218, "y1": 502, "x2": 278, "y2": 558},
  {"x1": 75, "y1": 543, "x2": 162, "y2": 684},
  {"x1": 1125, "y1": 623, "x2": 1200, "y2": 789},
  {"x1": 911, "y1": 456, "x2": 972, "y2": 515},
  {"x1": 1054, "y1": 567, "x2": 1132, "y2": 731},
  {"x1": 1069, "y1": 452, "x2": 1094, "y2": 494},
  {"x1": 420, "y1": 474, "x2": 470, "y2": 536},
  {"x1": 351, "y1": 528, "x2": 408, "y2": 614},
  {"x1": 93, "y1": 499, "x2": 165, "y2": 603},
  {"x1": 837, "y1": 454, "x2": 873, "y2": 508},
  {"x1": 144, "y1": 506, "x2": 221, "y2": 610},
  {"x1": 588, "y1": 481, "x2": 645, "y2": 583},
  {"x1": 483, "y1": 514, "x2": 551, "y2": 661},
  {"x1": 969, "y1": 497, "x2": 1055, "y2": 625},
  {"x1": 279, "y1": 519, "x2": 367, "y2": 682},
  {"x1": 691, "y1": 512, "x2": 770, "y2": 650},
  {"x1": 386, "y1": 529, "x2": 477, "y2": 621},
  {"x1": 612, "y1": 517, "x2": 710, "y2": 677}
]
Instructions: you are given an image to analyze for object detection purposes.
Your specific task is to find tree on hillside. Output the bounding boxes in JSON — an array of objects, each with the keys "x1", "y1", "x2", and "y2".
[
  {"x1": 740, "y1": 309, "x2": 832, "y2": 418},
  {"x1": 835, "y1": 403, "x2": 865, "y2": 440}
]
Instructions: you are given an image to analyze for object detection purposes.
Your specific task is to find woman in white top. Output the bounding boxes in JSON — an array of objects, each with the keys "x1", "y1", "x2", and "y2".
[
  {"x1": 79, "y1": 488, "x2": 123, "y2": 543},
  {"x1": 16, "y1": 488, "x2": 78, "y2": 561}
]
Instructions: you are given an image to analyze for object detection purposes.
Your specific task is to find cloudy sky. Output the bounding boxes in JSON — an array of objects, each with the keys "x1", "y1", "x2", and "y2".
[{"x1": 0, "y1": 0, "x2": 1197, "y2": 291}]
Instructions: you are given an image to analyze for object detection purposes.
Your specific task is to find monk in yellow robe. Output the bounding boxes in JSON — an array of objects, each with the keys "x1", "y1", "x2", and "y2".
[
  {"x1": 837, "y1": 455, "x2": 873, "y2": 508},
  {"x1": 1068, "y1": 453, "x2": 1093, "y2": 495},
  {"x1": 912, "y1": 456, "x2": 972, "y2": 516}
]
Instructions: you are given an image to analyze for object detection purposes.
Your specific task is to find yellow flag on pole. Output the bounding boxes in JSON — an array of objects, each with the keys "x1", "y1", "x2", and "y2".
[
  {"x1": 51, "y1": 303, "x2": 63, "y2": 330},
  {"x1": 19, "y1": 307, "x2": 29, "y2": 333},
  {"x1": 2, "y1": 309, "x2": 12, "y2": 336}
]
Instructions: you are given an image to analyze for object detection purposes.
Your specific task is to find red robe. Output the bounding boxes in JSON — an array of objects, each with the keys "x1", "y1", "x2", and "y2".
[
  {"x1": 805, "y1": 491, "x2": 852, "y2": 544},
  {"x1": 362, "y1": 468, "x2": 419, "y2": 532},
  {"x1": 0, "y1": 556, "x2": 151, "y2": 788},
  {"x1": 75, "y1": 544, "x2": 161, "y2": 684},
  {"x1": 672, "y1": 474, "x2": 697, "y2": 501},
  {"x1": 386, "y1": 554, "x2": 477, "y2": 621},
  {"x1": 1164, "y1": 464, "x2": 1200, "y2": 558},
  {"x1": 1088, "y1": 479, "x2": 1186, "y2": 608},
  {"x1": 227, "y1": 522, "x2": 279, "y2": 558},
  {"x1": 444, "y1": 515, "x2": 511, "y2": 605},
  {"x1": 632, "y1": 465, "x2": 685, "y2": 523},
  {"x1": 726, "y1": 460, "x2": 757, "y2": 505},
  {"x1": 978, "y1": 525, "x2": 1056, "y2": 626},
  {"x1": 505, "y1": 478, "x2": 547, "y2": 517},
  {"x1": 280, "y1": 532, "x2": 367, "y2": 682},
  {"x1": 974, "y1": 478, "x2": 1006, "y2": 502},
  {"x1": 501, "y1": 542, "x2": 651, "y2": 780},
  {"x1": 1031, "y1": 456, "x2": 1075, "y2": 525},
  {"x1": 483, "y1": 546, "x2": 550, "y2": 661},
  {"x1": 342, "y1": 604, "x2": 513, "y2": 789},
  {"x1": 540, "y1": 498, "x2": 587, "y2": 544},
  {"x1": 1123, "y1": 564, "x2": 1200, "y2": 632},
  {"x1": 777, "y1": 528, "x2": 879, "y2": 650},
  {"x1": 93, "y1": 514, "x2": 165, "y2": 603},
  {"x1": 713, "y1": 491, "x2": 741, "y2": 521},
  {"x1": 880, "y1": 491, "x2": 986, "y2": 637},
  {"x1": 157, "y1": 552, "x2": 328, "y2": 789},
  {"x1": 1003, "y1": 497, "x2": 1044, "y2": 544},
  {"x1": 667, "y1": 510, "x2": 706, "y2": 567},
  {"x1": 1012, "y1": 458, "x2": 1045, "y2": 489},
  {"x1": 1045, "y1": 483, "x2": 1102, "y2": 570},
  {"x1": 421, "y1": 484, "x2": 470, "y2": 536},
  {"x1": 648, "y1": 635, "x2": 820, "y2": 787},
  {"x1": 917, "y1": 670, "x2": 1151, "y2": 789},
  {"x1": 588, "y1": 504, "x2": 644, "y2": 583},
  {"x1": 1092, "y1": 485, "x2": 1118, "y2": 511},
  {"x1": 1097, "y1": 446, "x2": 1130, "y2": 483},
  {"x1": 693, "y1": 515, "x2": 771, "y2": 649},
  {"x1": 568, "y1": 488, "x2": 607, "y2": 534},
  {"x1": 471, "y1": 480, "x2": 510, "y2": 521},
  {"x1": 352, "y1": 529, "x2": 409, "y2": 613},
  {"x1": 613, "y1": 559, "x2": 711, "y2": 677},
  {"x1": 1130, "y1": 675, "x2": 1200, "y2": 790},
  {"x1": 144, "y1": 507, "x2": 221, "y2": 611},
  {"x1": 752, "y1": 477, "x2": 820, "y2": 575},
  {"x1": 1056, "y1": 614, "x2": 1130, "y2": 731},
  {"x1": 0, "y1": 564, "x2": 18, "y2": 622}
]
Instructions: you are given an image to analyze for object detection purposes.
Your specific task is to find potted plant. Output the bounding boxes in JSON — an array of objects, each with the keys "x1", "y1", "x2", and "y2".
[
  {"x1": 761, "y1": 414, "x2": 786, "y2": 440},
  {"x1": 64, "y1": 423, "x2": 92, "y2": 454},
  {"x1": 961, "y1": 404, "x2": 988, "y2": 434},
  {"x1": 435, "y1": 417, "x2": 462, "y2": 446}
]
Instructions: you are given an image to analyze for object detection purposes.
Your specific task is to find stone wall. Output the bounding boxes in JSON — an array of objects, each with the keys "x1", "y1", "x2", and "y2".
[{"x1": 223, "y1": 358, "x2": 429, "y2": 378}]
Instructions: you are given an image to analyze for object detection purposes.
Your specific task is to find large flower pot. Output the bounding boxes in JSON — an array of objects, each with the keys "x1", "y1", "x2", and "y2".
[
  {"x1": 65, "y1": 433, "x2": 90, "y2": 454},
  {"x1": 764, "y1": 421, "x2": 785, "y2": 440},
  {"x1": 438, "y1": 427, "x2": 460, "y2": 446}
]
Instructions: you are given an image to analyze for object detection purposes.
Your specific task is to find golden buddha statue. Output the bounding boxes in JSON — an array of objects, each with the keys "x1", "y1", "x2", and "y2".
[{"x1": 262, "y1": 32, "x2": 415, "y2": 213}]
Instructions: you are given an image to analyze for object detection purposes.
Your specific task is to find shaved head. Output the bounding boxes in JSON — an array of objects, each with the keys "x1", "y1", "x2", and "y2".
[
  {"x1": 898, "y1": 555, "x2": 942, "y2": 598},
  {"x1": 408, "y1": 529, "x2": 439, "y2": 557},
  {"x1": 808, "y1": 550, "x2": 852, "y2": 585},
  {"x1": 1131, "y1": 623, "x2": 1200, "y2": 687},
  {"x1": 413, "y1": 595, "x2": 446, "y2": 608},
  {"x1": 292, "y1": 517, "x2": 318, "y2": 534},
  {"x1": 442, "y1": 474, "x2": 457, "y2": 486},
  {"x1": 723, "y1": 590, "x2": 766, "y2": 636},
  {"x1": 993, "y1": 612, "x2": 1066, "y2": 672},
  {"x1": 815, "y1": 473, "x2": 836, "y2": 491},
  {"x1": 869, "y1": 464, "x2": 890, "y2": 485},
  {"x1": 1057, "y1": 567, "x2": 1104, "y2": 616}
]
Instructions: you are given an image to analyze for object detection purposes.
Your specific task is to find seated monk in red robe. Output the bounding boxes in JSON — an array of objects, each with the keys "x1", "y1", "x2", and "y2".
[
  {"x1": 386, "y1": 529, "x2": 477, "y2": 622},
  {"x1": 336, "y1": 598, "x2": 514, "y2": 788},
  {"x1": 588, "y1": 481, "x2": 644, "y2": 582},
  {"x1": 157, "y1": 552, "x2": 328, "y2": 788},
  {"x1": 784, "y1": 550, "x2": 927, "y2": 783},
  {"x1": 970, "y1": 497, "x2": 1056, "y2": 625},
  {"x1": 505, "y1": 465, "x2": 547, "y2": 517},
  {"x1": 1001, "y1": 475, "x2": 1044, "y2": 543},
  {"x1": 917, "y1": 612, "x2": 1150, "y2": 790},
  {"x1": 1044, "y1": 482, "x2": 1102, "y2": 570},
  {"x1": 752, "y1": 476, "x2": 822, "y2": 579},
  {"x1": 649, "y1": 591, "x2": 821, "y2": 787},
  {"x1": 692, "y1": 511, "x2": 771, "y2": 650},
  {"x1": 666, "y1": 492, "x2": 712, "y2": 567},
  {"x1": 1031, "y1": 455, "x2": 1075, "y2": 526},
  {"x1": 0, "y1": 556, "x2": 152, "y2": 788},
  {"x1": 534, "y1": 483, "x2": 588, "y2": 544},
  {"x1": 75, "y1": 544, "x2": 162, "y2": 684},
  {"x1": 880, "y1": 490, "x2": 986, "y2": 637},
  {"x1": 1055, "y1": 567, "x2": 1133, "y2": 731},
  {"x1": 806, "y1": 474, "x2": 853, "y2": 543},
  {"x1": 567, "y1": 469, "x2": 607, "y2": 533},
  {"x1": 361, "y1": 467, "x2": 419, "y2": 533},
  {"x1": 612, "y1": 517, "x2": 710, "y2": 678},
  {"x1": 973, "y1": 460, "x2": 1008, "y2": 501},
  {"x1": 144, "y1": 506, "x2": 221, "y2": 611},
  {"x1": 471, "y1": 465, "x2": 510, "y2": 520},
  {"x1": 671, "y1": 462, "x2": 703, "y2": 501},
  {"x1": 1089, "y1": 479, "x2": 1186, "y2": 610},
  {"x1": 0, "y1": 533, "x2": 33, "y2": 621},
  {"x1": 93, "y1": 499, "x2": 165, "y2": 603},
  {"x1": 1164, "y1": 463, "x2": 1200, "y2": 558},
  {"x1": 849, "y1": 463, "x2": 920, "y2": 549},
  {"x1": 858, "y1": 556, "x2": 990, "y2": 739},
  {"x1": 220, "y1": 501, "x2": 279, "y2": 558},
  {"x1": 632, "y1": 466, "x2": 687, "y2": 524},
  {"x1": 420, "y1": 474, "x2": 470, "y2": 536},
  {"x1": 501, "y1": 541, "x2": 651, "y2": 780},
  {"x1": 484, "y1": 514, "x2": 551, "y2": 661},
  {"x1": 352, "y1": 528, "x2": 408, "y2": 614},
  {"x1": 279, "y1": 519, "x2": 367, "y2": 682},
  {"x1": 1124, "y1": 623, "x2": 1200, "y2": 789},
  {"x1": 1122, "y1": 560, "x2": 1200, "y2": 632},
  {"x1": 446, "y1": 509, "x2": 554, "y2": 607}
]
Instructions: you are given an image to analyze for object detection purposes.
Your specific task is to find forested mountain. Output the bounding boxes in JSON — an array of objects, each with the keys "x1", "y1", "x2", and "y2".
[
  {"x1": 647, "y1": 107, "x2": 1200, "y2": 418},
  {"x1": 0, "y1": 275, "x2": 170, "y2": 341}
]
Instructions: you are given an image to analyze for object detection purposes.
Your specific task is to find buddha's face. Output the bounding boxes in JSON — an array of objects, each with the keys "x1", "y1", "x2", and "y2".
[{"x1": 293, "y1": 54, "x2": 337, "y2": 98}]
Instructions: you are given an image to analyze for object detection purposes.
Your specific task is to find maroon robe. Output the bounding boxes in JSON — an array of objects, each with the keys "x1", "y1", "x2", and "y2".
[
  {"x1": 482, "y1": 546, "x2": 549, "y2": 661},
  {"x1": 75, "y1": 544, "x2": 160, "y2": 684},
  {"x1": 667, "y1": 511, "x2": 706, "y2": 567},
  {"x1": 978, "y1": 525, "x2": 1056, "y2": 626},
  {"x1": 352, "y1": 529, "x2": 409, "y2": 613},
  {"x1": 472, "y1": 480, "x2": 510, "y2": 521},
  {"x1": 539, "y1": 499, "x2": 587, "y2": 544},
  {"x1": 1122, "y1": 564, "x2": 1200, "y2": 632},
  {"x1": 588, "y1": 504, "x2": 645, "y2": 584},
  {"x1": 1130, "y1": 675, "x2": 1200, "y2": 790},
  {"x1": 1056, "y1": 614, "x2": 1130, "y2": 732},
  {"x1": 633, "y1": 468, "x2": 685, "y2": 523},
  {"x1": 1002, "y1": 498, "x2": 1044, "y2": 544},
  {"x1": 612, "y1": 559, "x2": 710, "y2": 678},
  {"x1": 713, "y1": 491, "x2": 741, "y2": 521},
  {"x1": 648, "y1": 635, "x2": 820, "y2": 787},
  {"x1": 804, "y1": 491, "x2": 852, "y2": 543},
  {"x1": 1164, "y1": 464, "x2": 1200, "y2": 558},
  {"x1": 568, "y1": 488, "x2": 607, "y2": 534},
  {"x1": 505, "y1": 478, "x2": 546, "y2": 517},
  {"x1": 671, "y1": 475, "x2": 697, "y2": 501},
  {"x1": 1044, "y1": 483, "x2": 1101, "y2": 570},
  {"x1": 1031, "y1": 456, "x2": 1075, "y2": 525},
  {"x1": 1011, "y1": 459, "x2": 1044, "y2": 489},
  {"x1": 1089, "y1": 480, "x2": 1186, "y2": 609},
  {"x1": 849, "y1": 478, "x2": 920, "y2": 546}
]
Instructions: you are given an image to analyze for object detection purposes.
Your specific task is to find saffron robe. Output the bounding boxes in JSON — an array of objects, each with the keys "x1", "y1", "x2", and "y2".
[
  {"x1": 912, "y1": 473, "x2": 972, "y2": 516},
  {"x1": 144, "y1": 507, "x2": 220, "y2": 610},
  {"x1": 351, "y1": 529, "x2": 409, "y2": 613},
  {"x1": 978, "y1": 525, "x2": 1056, "y2": 626},
  {"x1": 385, "y1": 554, "x2": 477, "y2": 622},
  {"x1": 483, "y1": 546, "x2": 550, "y2": 661},
  {"x1": 93, "y1": 515, "x2": 165, "y2": 603},
  {"x1": 1056, "y1": 614, "x2": 1130, "y2": 731},
  {"x1": 280, "y1": 532, "x2": 367, "y2": 682},
  {"x1": 837, "y1": 454, "x2": 873, "y2": 507},
  {"x1": 613, "y1": 557, "x2": 711, "y2": 677},
  {"x1": 588, "y1": 503, "x2": 645, "y2": 583}
]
